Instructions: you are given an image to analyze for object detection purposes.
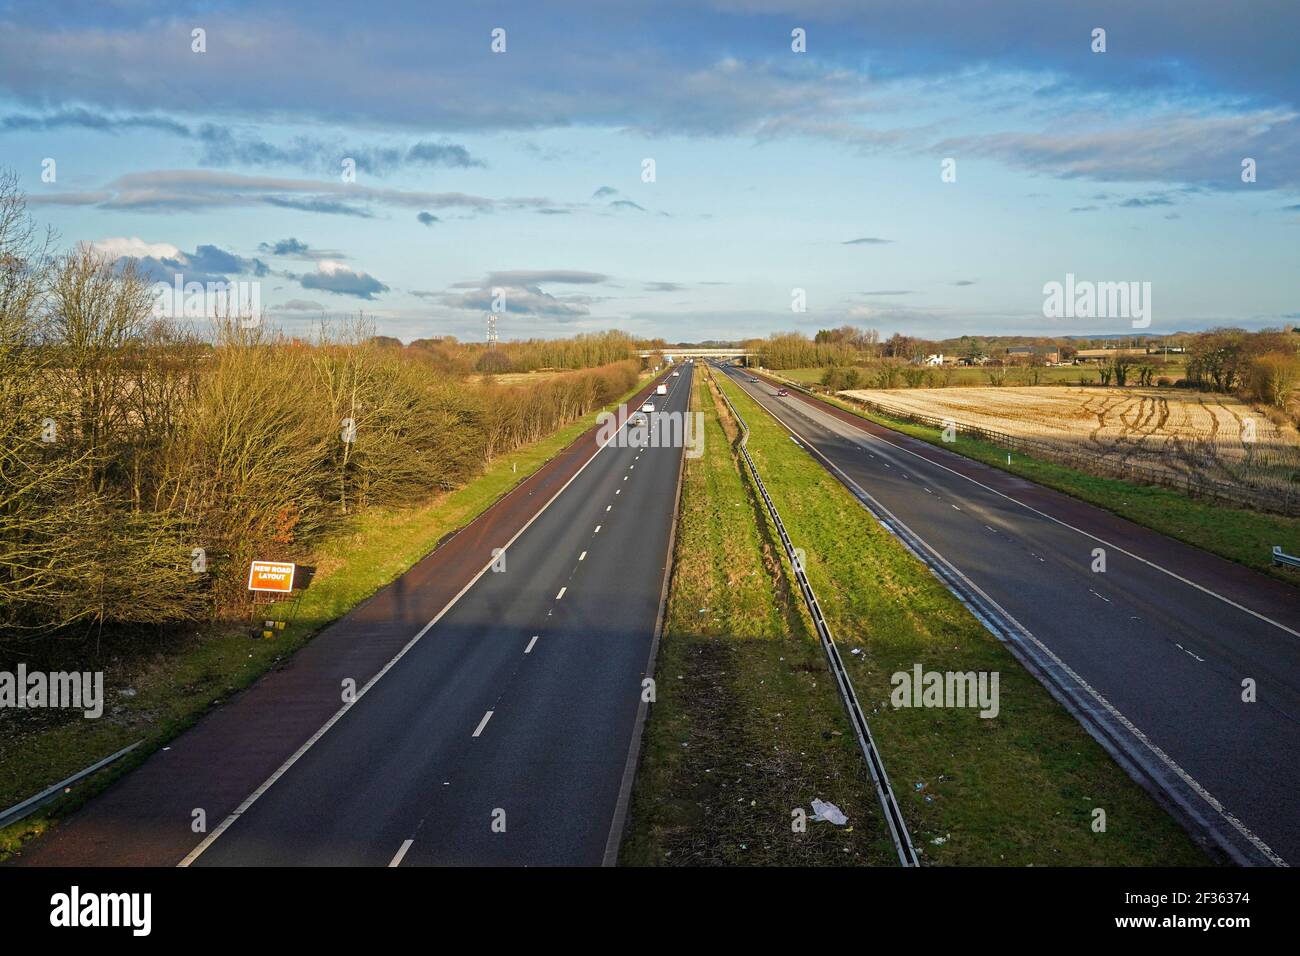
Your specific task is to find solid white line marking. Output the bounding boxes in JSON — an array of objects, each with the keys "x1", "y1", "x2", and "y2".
[
  {"x1": 472, "y1": 710, "x2": 494, "y2": 738},
  {"x1": 389, "y1": 839, "x2": 413, "y2": 867},
  {"x1": 525, "y1": 635, "x2": 539, "y2": 654},
  {"x1": 951, "y1": 504, "x2": 961, "y2": 511},
  {"x1": 736, "y1": 381, "x2": 1285, "y2": 866},
  {"x1": 556, "y1": 587, "x2": 567, "y2": 600},
  {"x1": 1176, "y1": 643, "x2": 1205, "y2": 662},
  {"x1": 579, "y1": 551, "x2": 587, "y2": 561},
  {"x1": 178, "y1": 379, "x2": 658, "y2": 867},
  {"x1": 1089, "y1": 589, "x2": 1111, "y2": 603},
  {"x1": 809, "y1": 394, "x2": 1300, "y2": 640}
]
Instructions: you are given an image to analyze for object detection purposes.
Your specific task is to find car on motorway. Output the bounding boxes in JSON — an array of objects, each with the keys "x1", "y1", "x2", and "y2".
[
  {"x1": 672, "y1": 370, "x2": 679, "y2": 376},
  {"x1": 776, "y1": 388, "x2": 789, "y2": 397},
  {"x1": 629, "y1": 412, "x2": 647, "y2": 426},
  {"x1": 749, "y1": 376, "x2": 760, "y2": 383},
  {"x1": 656, "y1": 383, "x2": 668, "y2": 395},
  {"x1": 641, "y1": 401, "x2": 655, "y2": 412}
]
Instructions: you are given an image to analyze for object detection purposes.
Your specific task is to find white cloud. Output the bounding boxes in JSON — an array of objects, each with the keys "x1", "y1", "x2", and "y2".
[{"x1": 86, "y1": 236, "x2": 182, "y2": 260}]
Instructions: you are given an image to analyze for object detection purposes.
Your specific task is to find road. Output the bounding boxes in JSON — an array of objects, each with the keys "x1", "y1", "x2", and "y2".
[
  {"x1": 719, "y1": 365, "x2": 1300, "y2": 866},
  {"x1": 17, "y1": 367, "x2": 692, "y2": 868},
  {"x1": 185, "y1": 366, "x2": 693, "y2": 866}
]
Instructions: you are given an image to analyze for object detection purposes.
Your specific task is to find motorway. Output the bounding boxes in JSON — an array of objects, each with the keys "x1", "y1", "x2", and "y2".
[
  {"x1": 18, "y1": 367, "x2": 692, "y2": 867},
  {"x1": 188, "y1": 365, "x2": 693, "y2": 865},
  {"x1": 719, "y1": 365, "x2": 1300, "y2": 866}
]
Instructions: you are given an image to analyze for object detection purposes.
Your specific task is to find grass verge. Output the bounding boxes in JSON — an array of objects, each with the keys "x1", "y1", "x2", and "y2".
[
  {"x1": 714, "y1": 370, "x2": 1208, "y2": 866},
  {"x1": 0, "y1": 376, "x2": 650, "y2": 859},
  {"x1": 621, "y1": 372, "x2": 901, "y2": 865}
]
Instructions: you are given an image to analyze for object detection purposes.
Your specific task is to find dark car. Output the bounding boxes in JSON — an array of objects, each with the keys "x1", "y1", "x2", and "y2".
[{"x1": 776, "y1": 388, "x2": 789, "y2": 397}]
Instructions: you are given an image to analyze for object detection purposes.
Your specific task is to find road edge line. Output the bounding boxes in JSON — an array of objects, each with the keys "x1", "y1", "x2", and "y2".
[
  {"x1": 727, "y1": 368, "x2": 1284, "y2": 867},
  {"x1": 178, "y1": 372, "x2": 672, "y2": 867},
  {"x1": 602, "y1": 368, "x2": 692, "y2": 866}
]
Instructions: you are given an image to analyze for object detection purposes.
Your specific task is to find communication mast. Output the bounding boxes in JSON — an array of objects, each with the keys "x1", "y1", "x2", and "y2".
[{"x1": 486, "y1": 312, "x2": 498, "y2": 348}]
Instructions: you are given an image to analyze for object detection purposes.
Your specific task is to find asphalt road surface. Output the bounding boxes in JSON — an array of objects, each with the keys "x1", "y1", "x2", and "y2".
[
  {"x1": 180, "y1": 366, "x2": 695, "y2": 866},
  {"x1": 720, "y1": 365, "x2": 1300, "y2": 866}
]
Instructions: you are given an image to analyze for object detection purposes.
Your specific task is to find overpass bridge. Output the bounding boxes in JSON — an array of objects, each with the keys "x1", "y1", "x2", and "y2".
[{"x1": 638, "y1": 347, "x2": 753, "y2": 363}]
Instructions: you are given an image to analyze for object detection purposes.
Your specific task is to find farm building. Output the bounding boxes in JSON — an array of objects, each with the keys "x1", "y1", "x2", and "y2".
[{"x1": 1006, "y1": 346, "x2": 1061, "y2": 364}]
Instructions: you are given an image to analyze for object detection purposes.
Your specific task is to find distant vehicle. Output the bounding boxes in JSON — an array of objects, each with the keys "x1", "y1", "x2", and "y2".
[
  {"x1": 630, "y1": 412, "x2": 647, "y2": 426},
  {"x1": 776, "y1": 388, "x2": 789, "y2": 397},
  {"x1": 656, "y1": 383, "x2": 668, "y2": 395},
  {"x1": 749, "y1": 377, "x2": 760, "y2": 383},
  {"x1": 641, "y1": 402, "x2": 655, "y2": 412},
  {"x1": 671, "y1": 371, "x2": 680, "y2": 376}
]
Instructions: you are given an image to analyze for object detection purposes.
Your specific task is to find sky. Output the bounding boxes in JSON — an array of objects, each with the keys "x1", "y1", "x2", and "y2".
[{"x1": 1, "y1": 0, "x2": 1297, "y2": 343}]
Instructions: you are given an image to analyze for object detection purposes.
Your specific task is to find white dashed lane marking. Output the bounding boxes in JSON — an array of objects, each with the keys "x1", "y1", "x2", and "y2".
[{"x1": 389, "y1": 840, "x2": 413, "y2": 867}]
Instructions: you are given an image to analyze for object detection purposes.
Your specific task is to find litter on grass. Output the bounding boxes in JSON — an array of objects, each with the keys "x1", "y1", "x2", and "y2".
[{"x1": 811, "y1": 798, "x2": 848, "y2": 826}]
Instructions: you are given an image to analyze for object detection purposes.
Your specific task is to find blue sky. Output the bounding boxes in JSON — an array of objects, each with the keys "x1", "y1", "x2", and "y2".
[{"x1": 2, "y1": 0, "x2": 1297, "y2": 342}]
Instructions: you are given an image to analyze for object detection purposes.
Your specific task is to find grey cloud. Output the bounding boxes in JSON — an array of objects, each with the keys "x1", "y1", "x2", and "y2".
[
  {"x1": 1, "y1": 108, "x2": 190, "y2": 135},
  {"x1": 273, "y1": 299, "x2": 327, "y2": 311},
  {"x1": 263, "y1": 196, "x2": 374, "y2": 217},
  {"x1": 933, "y1": 110, "x2": 1300, "y2": 190},
  {"x1": 35, "y1": 169, "x2": 554, "y2": 217},
  {"x1": 299, "y1": 264, "x2": 389, "y2": 300},
  {"x1": 440, "y1": 285, "x2": 590, "y2": 319},
  {"x1": 417, "y1": 211, "x2": 440, "y2": 226},
  {"x1": 259, "y1": 238, "x2": 310, "y2": 256},
  {"x1": 484, "y1": 270, "x2": 608, "y2": 286},
  {"x1": 843, "y1": 237, "x2": 893, "y2": 245},
  {"x1": 197, "y1": 125, "x2": 486, "y2": 174}
]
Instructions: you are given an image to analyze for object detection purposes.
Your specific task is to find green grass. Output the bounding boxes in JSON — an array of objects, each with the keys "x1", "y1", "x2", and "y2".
[
  {"x1": 714, "y1": 370, "x2": 1208, "y2": 866},
  {"x1": 621, "y1": 372, "x2": 901, "y2": 866},
  {"x1": 785, "y1": 386, "x2": 1300, "y2": 582},
  {"x1": 0, "y1": 377, "x2": 651, "y2": 859}
]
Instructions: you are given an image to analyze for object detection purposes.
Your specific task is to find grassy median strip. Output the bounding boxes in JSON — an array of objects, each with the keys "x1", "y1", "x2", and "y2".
[
  {"x1": 714, "y1": 371, "x2": 1207, "y2": 866},
  {"x1": 622, "y1": 372, "x2": 901, "y2": 865},
  {"x1": 787, "y1": 384, "x2": 1299, "y2": 582},
  {"x1": 0, "y1": 378, "x2": 650, "y2": 859}
]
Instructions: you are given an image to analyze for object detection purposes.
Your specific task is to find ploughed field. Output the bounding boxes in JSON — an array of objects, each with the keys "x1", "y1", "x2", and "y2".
[{"x1": 840, "y1": 386, "x2": 1300, "y2": 505}]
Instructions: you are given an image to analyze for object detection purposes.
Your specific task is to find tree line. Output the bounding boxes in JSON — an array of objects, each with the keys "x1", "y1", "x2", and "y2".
[{"x1": 0, "y1": 175, "x2": 639, "y2": 640}]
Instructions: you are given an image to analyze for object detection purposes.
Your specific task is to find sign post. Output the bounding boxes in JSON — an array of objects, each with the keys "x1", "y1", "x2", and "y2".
[{"x1": 246, "y1": 560, "x2": 309, "y2": 638}]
